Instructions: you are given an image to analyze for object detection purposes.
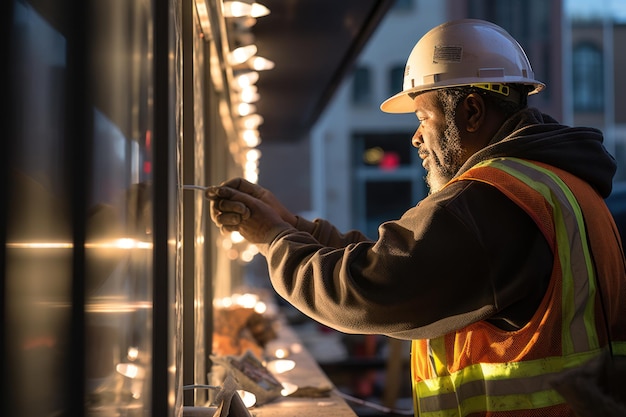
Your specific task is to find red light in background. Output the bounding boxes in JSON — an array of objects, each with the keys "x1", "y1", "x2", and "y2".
[
  {"x1": 143, "y1": 130, "x2": 152, "y2": 173},
  {"x1": 145, "y1": 130, "x2": 151, "y2": 150},
  {"x1": 380, "y1": 151, "x2": 400, "y2": 171}
]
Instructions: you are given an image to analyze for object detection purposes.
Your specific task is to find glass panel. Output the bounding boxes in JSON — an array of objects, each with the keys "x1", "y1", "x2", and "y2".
[
  {"x1": 5, "y1": 1, "x2": 160, "y2": 416},
  {"x1": 352, "y1": 66, "x2": 371, "y2": 105},
  {"x1": 6, "y1": 5, "x2": 73, "y2": 415},
  {"x1": 391, "y1": 0, "x2": 414, "y2": 12},
  {"x1": 389, "y1": 65, "x2": 404, "y2": 96},
  {"x1": 86, "y1": 0, "x2": 155, "y2": 414},
  {"x1": 573, "y1": 43, "x2": 604, "y2": 112}
]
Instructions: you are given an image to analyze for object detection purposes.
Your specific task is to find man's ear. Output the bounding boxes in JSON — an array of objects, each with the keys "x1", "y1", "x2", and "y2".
[{"x1": 462, "y1": 93, "x2": 486, "y2": 133}]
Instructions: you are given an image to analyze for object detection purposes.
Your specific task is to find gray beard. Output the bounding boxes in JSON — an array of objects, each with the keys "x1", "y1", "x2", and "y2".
[{"x1": 425, "y1": 115, "x2": 464, "y2": 194}]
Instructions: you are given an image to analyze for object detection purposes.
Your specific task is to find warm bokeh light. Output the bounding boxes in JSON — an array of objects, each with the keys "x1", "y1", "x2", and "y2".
[
  {"x1": 280, "y1": 382, "x2": 298, "y2": 397},
  {"x1": 241, "y1": 129, "x2": 261, "y2": 147},
  {"x1": 267, "y1": 359, "x2": 296, "y2": 374},
  {"x1": 248, "y1": 56, "x2": 275, "y2": 71},
  {"x1": 237, "y1": 390, "x2": 257, "y2": 408},
  {"x1": 233, "y1": 71, "x2": 259, "y2": 90},
  {"x1": 238, "y1": 113, "x2": 264, "y2": 130},
  {"x1": 222, "y1": 1, "x2": 270, "y2": 18},
  {"x1": 116, "y1": 363, "x2": 145, "y2": 379},
  {"x1": 229, "y1": 44, "x2": 258, "y2": 66}
]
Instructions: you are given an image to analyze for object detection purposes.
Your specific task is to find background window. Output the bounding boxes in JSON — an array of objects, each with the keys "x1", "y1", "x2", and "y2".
[
  {"x1": 352, "y1": 66, "x2": 372, "y2": 105},
  {"x1": 352, "y1": 133, "x2": 426, "y2": 239},
  {"x1": 573, "y1": 42, "x2": 604, "y2": 112},
  {"x1": 391, "y1": 0, "x2": 413, "y2": 12},
  {"x1": 389, "y1": 64, "x2": 405, "y2": 97}
]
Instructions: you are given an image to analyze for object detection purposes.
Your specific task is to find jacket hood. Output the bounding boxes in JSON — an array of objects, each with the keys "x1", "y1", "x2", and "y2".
[{"x1": 459, "y1": 108, "x2": 617, "y2": 198}]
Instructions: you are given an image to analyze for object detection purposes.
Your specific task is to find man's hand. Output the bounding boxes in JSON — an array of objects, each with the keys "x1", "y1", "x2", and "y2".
[
  {"x1": 206, "y1": 178, "x2": 295, "y2": 244},
  {"x1": 216, "y1": 178, "x2": 297, "y2": 226}
]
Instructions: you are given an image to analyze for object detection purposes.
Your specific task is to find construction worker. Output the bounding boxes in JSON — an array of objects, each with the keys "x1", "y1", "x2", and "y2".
[{"x1": 207, "y1": 19, "x2": 626, "y2": 416}]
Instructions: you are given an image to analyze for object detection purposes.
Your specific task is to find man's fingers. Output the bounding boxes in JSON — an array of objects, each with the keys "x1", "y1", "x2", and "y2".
[
  {"x1": 220, "y1": 204, "x2": 250, "y2": 221},
  {"x1": 209, "y1": 197, "x2": 251, "y2": 226},
  {"x1": 241, "y1": 206, "x2": 251, "y2": 220},
  {"x1": 207, "y1": 186, "x2": 258, "y2": 228},
  {"x1": 212, "y1": 178, "x2": 264, "y2": 198},
  {"x1": 208, "y1": 185, "x2": 263, "y2": 209},
  {"x1": 217, "y1": 198, "x2": 248, "y2": 216},
  {"x1": 220, "y1": 224, "x2": 239, "y2": 235},
  {"x1": 215, "y1": 211, "x2": 245, "y2": 226},
  {"x1": 219, "y1": 177, "x2": 244, "y2": 189},
  {"x1": 232, "y1": 178, "x2": 264, "y2": 198},
  {"x1": 205, "y1": 186, "x2": 222, "y2": 200},
  {"x1": 206, "y1": 185, "x2": 239, "y2": 200}
]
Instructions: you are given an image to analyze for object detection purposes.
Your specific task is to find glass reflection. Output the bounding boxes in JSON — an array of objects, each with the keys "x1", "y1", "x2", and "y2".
[{"x1": 7, "y1": 1, "x2": 156, "y2": 416}]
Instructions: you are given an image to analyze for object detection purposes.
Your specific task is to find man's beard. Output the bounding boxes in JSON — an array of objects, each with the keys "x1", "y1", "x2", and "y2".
[{"x1": 424, "y1": 115, "x2": 464, "y2": 194}]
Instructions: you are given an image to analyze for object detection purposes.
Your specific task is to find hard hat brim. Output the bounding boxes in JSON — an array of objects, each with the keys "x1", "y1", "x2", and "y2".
[
  {"x1": 380, "y1": 91, "x2": 415, "y2": 114},
  {"x1": 380, "y1": 81, "x2": 545, "y2": 114}
]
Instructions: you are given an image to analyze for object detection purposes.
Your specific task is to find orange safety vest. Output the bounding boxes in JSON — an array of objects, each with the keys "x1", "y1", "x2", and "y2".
[{"x1": 411, "y1": 158, "x2": 626, "y2": 417}]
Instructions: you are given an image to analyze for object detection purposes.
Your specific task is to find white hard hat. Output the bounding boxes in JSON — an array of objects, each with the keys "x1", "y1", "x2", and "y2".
[{"x1": 380, "y1": 19, "x2": 545, "y2": 113}]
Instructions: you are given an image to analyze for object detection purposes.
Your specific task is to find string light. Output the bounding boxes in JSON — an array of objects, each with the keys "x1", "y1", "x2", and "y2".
[
  {"x1": 222, "y1": 1, "x2": 270, "y2": 18},
  {"x1": 232, "y1": 71, "x2": 259, "y2": 90},
  {"x1": 241, "y1": 129, "x2": 261, "y2": 147},
  {"x1": 229, "y1": 44, "x2": 258, "y2": 65},
  {"x1": 248, "y1": 56, "x2": 275, "y2": 71},
  {"x1": 236, "y1": 102, "x2": 257, "y2": 117}
]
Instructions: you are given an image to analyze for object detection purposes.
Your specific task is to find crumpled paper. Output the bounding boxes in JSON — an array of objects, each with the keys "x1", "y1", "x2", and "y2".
[
  {"x1": 181, "y1": 375, "x2": 252, "y2": 417},
  {"x1": 211, "y1": 351, "x2": 283, "y2": 406},
  {"x1": 213, "y1": 375, "x2": 253, "y2": 417}
]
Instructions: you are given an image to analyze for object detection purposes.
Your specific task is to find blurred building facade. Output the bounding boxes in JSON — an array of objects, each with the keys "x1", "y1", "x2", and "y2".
[
  {"x1": 568, "y1": 17, "x2": 626, "y2": 182},
  {"x1": 304, "y1": 0, "x2": 564, "y2": 236},
  {"x1": 284, "y1": 0, "x2": 626, "y2": 235}
]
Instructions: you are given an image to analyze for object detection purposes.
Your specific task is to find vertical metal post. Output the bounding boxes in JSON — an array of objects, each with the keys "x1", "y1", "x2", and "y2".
[
  {"x1": 153, "y1": 0, "x2": 174, "y2": 415},
  {"x1": 65, "y1": 0, "x2": 92, "y2": 415}
]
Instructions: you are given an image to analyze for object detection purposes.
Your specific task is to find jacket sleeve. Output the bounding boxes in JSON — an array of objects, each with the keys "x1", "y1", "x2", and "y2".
[
  {"x1": 293, "y1": 215, "x2": 372, "y2": 247},
  {"x1": 261, "y1": 196, "x2": 498, "y2": 340},
  {"x1": 259, "y1": 181, "x2": 552, "y2": 340}
]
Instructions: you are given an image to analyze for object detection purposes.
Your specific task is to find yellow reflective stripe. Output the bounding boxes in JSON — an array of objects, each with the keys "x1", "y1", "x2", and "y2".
[
  {"x1": 496, "y1": 158, "x2": 598, "y2": 349},
  {"x1": 428, "y1": 337, "x2": 448, "y2": 377},
  {"x1": 418, "y1": 390, "x2": 567, "y2": 417},
  {"x1": 475, "y1": 158, "x2": 598, "y2": 353},
  {"x1": 415, "y1": 349, "x2": 605, "y2": 414},
  {"x1": 416, "y1": 407, "x2": 458, "y2": 417},
  {"x1": 411, "y1": 340, "x2": 421, "y2": 416},
  {"x1": 613, "y1": 341, "x2": 626, "y2": 356}
]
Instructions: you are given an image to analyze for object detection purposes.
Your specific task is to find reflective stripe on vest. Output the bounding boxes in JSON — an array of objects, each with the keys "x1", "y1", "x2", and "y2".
[{"x1": 412, "y1": 158, "x2": 604, "y2": 416}]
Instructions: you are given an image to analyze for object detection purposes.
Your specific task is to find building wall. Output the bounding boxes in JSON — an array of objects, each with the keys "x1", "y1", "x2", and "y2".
[
  {"x1": 310, "y1": 0, "x2": 445, "y2": 230},
  {"x1": 569, "y1": 20, "x2": 626, "y2": 181},
  {"x1": 260, "y1": 0, "x2": 626, "y2": 232},
  {"x1": 257, "y1": 138, "x2": 312, "y2": 216},
  {"x1": 448, "y1": 0, "x2": 563, "y2": 121},
  {"x1": 613, "y1": 24, "x2": 626, "y2": 125},
  {"x1": 570, "y1": 22, "x2": 608, "y2": 128}
]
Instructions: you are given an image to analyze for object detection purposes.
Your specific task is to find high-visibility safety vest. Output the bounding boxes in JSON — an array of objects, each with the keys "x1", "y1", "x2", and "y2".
[{"x1": 411, "y1": 157, "x2": 626, "y2": 417}]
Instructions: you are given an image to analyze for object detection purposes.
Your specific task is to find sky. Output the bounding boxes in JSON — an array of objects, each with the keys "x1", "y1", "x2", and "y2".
[{"x1": 566, "y1": 0, "x2": 626, "y2": 21}]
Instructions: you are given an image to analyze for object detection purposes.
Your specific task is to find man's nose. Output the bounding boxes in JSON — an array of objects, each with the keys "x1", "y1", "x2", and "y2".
[{"x1": 411, "y1": 125, "x2": 422, "y2": 148}]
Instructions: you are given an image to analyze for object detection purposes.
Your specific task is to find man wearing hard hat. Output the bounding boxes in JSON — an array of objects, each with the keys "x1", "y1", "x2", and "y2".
[{"x1": 208, "y1": 20, "x2": 626, "y2": 416}]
